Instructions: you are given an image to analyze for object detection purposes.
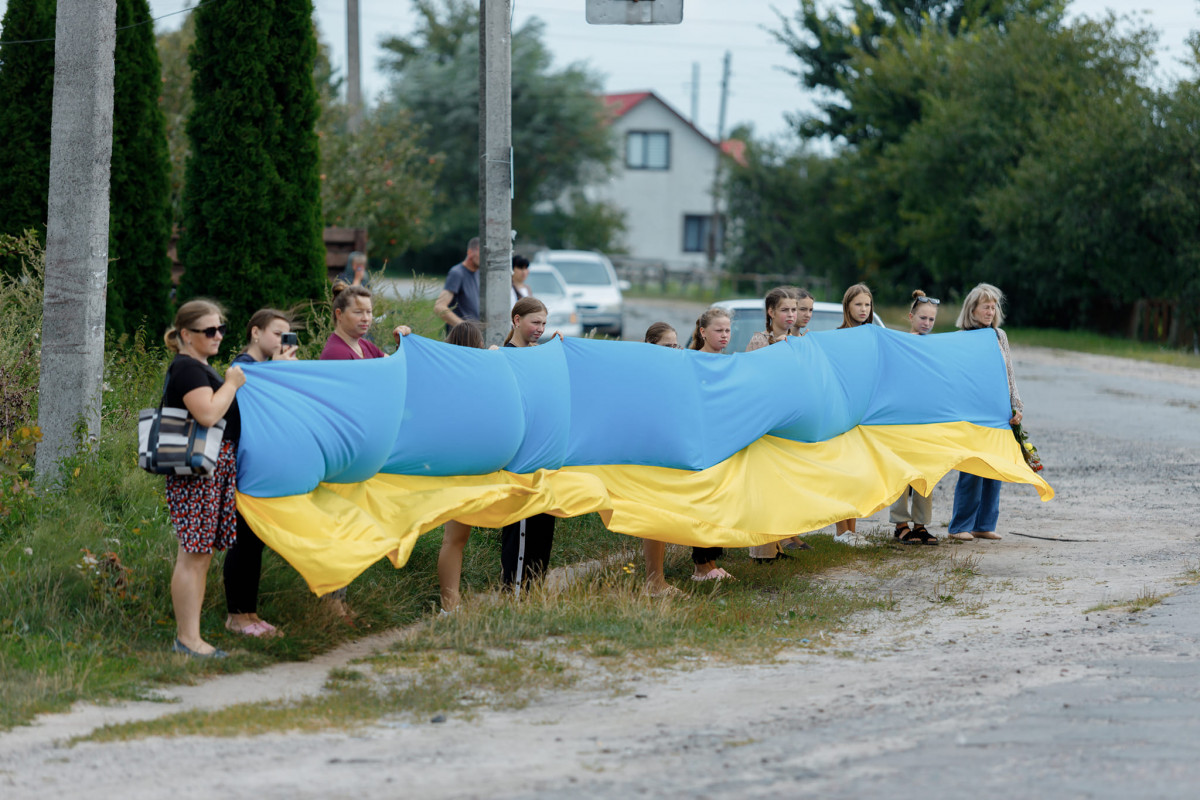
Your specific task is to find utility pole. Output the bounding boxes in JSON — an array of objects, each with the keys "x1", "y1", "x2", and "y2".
[
  {"x1": 36, "y1": 0, "x2": 117, "y2": 481},
  {"x1": 706, "y1": 50, "x2": 730, "y2": 272},
  {"x1": 347, "y1": 0, "x2": 363, "y2": 131},
  {"x1": 690, "y1": 62, "x2": 699, "y2": 124},
  {"x1": 479, "y1": 0, "x2": 513, "y2": 347}
]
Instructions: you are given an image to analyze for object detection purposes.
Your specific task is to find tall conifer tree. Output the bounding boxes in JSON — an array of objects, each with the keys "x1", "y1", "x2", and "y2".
[
  {"x1": 108, "y1": 0, "x2": 173, "y2": 336},
  {"x1": 269, "y1": 0, "x2": 326, "y2": 303},
  {"x1": 0, "y1": 0, "x2": 55, "y2": 277},
  {"x1": 179, "y1": 0, "x2": 325, "y2": 334}
]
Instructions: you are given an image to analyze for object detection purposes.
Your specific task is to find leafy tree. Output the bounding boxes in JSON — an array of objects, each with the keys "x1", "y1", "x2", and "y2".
[
  {"x1": 871, "y1": 16, "x2": 1157, "y2": 313},
  {"x1": 318, "y1": 103, "x2": 441, "y2": 262},
  {"x1": 380, "y1": 0, "x2": 620, "y2": 269},
  {"x1": 179, "y1": 0, "x2": 325, "y2": 336},
  {"x1": 0, "y1": 0, "x2": 55, "y2": 277},
  {"x1": 107, "y1": 0, "x2": 173, "y2": 337},
  {"x1": 723, "y1": 136, "x2": 854, "y2": 286},
  {"x1": 268, "y1": 0, "x2": 326, "y2": 304},
  {"x1": 773, "y1": 0, "x2": 1063, "y2": 144}
]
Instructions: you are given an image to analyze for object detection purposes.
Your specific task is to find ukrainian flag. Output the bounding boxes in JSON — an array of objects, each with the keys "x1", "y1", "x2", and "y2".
[{"x1": 233, "y1": 326, "x2": 1052, "y2": 594}]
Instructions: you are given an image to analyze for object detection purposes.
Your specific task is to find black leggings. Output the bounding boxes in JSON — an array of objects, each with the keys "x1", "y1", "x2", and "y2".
[
  {"x1": 501, "y1": 514, "x2": 556, "y2": 592},
  {"x1": 691, "y1": 546, "x2": 723, "y2": 565},
  {"x1": 224, "y1": 512, "x2": 265, "y2": 614}
]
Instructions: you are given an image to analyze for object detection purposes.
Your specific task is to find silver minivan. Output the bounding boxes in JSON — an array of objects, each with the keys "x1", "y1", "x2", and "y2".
[{"x1": 532, "y1": 250, "x2": 628, "y2": 337}]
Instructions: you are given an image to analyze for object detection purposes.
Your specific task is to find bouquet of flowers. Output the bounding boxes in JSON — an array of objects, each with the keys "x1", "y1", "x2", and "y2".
[{"x1": 1011, "y1": 419, "x2": 1044, "y2": 473}]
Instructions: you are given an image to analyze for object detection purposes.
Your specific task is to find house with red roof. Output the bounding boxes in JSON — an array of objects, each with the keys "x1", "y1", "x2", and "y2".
[{"x1": 593, "y1": 91, "x2": 741, "y2": 269}]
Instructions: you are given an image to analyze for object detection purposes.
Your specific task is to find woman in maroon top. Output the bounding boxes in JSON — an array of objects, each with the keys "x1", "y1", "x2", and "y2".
[
  {"x1": 321, "y1": 284, "x2": 389, "y2": 360},
  {"x1": 318, "y1": 284, "x2": 406, "y2": 621}
]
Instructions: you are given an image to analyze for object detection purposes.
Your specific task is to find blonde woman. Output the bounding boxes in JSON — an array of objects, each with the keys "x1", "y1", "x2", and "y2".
[{"x1": 161, "y1": 300, "x2": 246, "y2": 658}]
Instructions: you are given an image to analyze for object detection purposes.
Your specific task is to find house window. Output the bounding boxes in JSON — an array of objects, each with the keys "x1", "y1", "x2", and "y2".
[
  {"x1": 626, "y1": 131, "x2": 670, "y2": 170},
  {"x1": 683, "y1": 214, "x2": 724, "y2": 253}
]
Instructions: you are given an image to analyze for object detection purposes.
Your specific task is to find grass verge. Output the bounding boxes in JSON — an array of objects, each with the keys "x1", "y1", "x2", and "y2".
[{"x1": 78, "y1": 529, "x2": 931, "y2": 741}]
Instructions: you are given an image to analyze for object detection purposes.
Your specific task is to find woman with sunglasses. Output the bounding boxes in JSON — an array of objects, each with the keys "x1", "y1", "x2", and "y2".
[
  {"x1": 890, "y1": 290, "x2": 942, "y2": 545},
  {"x1": 161, "y1": 299, "x2": 246, "y2": 658}
]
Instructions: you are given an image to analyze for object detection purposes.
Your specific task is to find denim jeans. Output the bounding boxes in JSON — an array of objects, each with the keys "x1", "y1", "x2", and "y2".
[{"x1": 949, "y1": 472, "x2": 1001, "y2": 534}]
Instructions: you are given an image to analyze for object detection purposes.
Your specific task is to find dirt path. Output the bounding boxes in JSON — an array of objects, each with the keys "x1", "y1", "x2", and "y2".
[{"x1": 2, "y1": 347, "x2": 1198, "y2": 798}]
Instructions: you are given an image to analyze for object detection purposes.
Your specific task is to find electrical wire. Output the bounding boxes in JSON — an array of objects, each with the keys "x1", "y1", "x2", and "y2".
[{"x1": 0, "y1": 0, "x2": 219, "y2": 47}]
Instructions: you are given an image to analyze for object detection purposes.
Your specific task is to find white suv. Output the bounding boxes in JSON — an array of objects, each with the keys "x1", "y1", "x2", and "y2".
[{"x1": 532, "y1": 250, "x2": 629, "y2": 337}]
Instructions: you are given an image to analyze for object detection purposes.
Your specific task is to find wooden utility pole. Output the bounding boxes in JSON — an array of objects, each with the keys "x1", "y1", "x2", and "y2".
[
  {"x1": 706, "y1": 50, "x2": 730, "y2": 271},
  {"x1": 36, "y1": 0, "x2": 117, "y2": 481},
  {"x1": 347, "y1": 0, "x2": 363, "y2": 131},
  {"x1": 479, "y1": 0, "x2": 513, "y2": 347}
]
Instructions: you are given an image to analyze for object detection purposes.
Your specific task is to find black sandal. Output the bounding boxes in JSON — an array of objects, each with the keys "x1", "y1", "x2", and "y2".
[
  {"x1": 897, "y1": 526, "x2": 922, "y2": 545},
  {"x1": 894, "y1": 523, "x2": 911, "y2": 540},
  {"x1": 911, "y1": 525, "x2": 939, "y2": 545}
]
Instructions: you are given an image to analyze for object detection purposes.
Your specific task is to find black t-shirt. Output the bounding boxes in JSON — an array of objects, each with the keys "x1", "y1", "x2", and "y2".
[{"x1": 164, "y1": 354, "x2": 241, "y2": 442}]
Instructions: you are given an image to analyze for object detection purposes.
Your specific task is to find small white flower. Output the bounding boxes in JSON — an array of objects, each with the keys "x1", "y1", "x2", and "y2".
[{"x1": 23, "y1": 547, "x2": 32, "y2": 556}]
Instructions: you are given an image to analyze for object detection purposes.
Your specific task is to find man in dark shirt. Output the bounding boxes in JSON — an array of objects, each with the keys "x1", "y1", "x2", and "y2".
[{"x1": 434, "y1": 237, "x2": 480, "y2": 331}]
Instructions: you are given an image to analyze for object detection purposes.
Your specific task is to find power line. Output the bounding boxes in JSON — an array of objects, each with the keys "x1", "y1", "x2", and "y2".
[{"x1": 0, "y1": 0, "x2": 218, "y2": 46}]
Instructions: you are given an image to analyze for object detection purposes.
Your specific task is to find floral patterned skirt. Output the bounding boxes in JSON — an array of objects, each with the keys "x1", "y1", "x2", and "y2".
[{"x1": 165, "y1": 439, "x2": 238, "y2": 554}]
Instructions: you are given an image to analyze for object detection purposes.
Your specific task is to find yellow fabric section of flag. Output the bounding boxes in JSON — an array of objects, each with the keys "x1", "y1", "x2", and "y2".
[{"x1": 237, "y1": 421, "x2": 1052, "y2": 595}]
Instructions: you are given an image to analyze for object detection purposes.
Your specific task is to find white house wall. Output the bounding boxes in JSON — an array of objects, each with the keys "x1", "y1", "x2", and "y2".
[{"x1": 592, "y1": 99, "x2": 723, "y2": 270}]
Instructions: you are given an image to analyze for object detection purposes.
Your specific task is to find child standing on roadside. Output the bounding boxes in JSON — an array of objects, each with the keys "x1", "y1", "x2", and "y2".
[
  {"x1": 501, "y1": 298, "x2": 557, "y2": 594},
  {"x1": 833, "y1": 283, "x2": 875, "y2": 546},
  {"x1": 746, "y1": 286, "x2": 800, "y2": 351},
  {"x1": 640, "y1": 323, "x2": 685, "y2": 597},
  {"x1": 689, "y1": 308, "x2": 734, "y2": 580},
  {"x1": 746, "y1": 287, "x2": 811, "y2": 559},
  {"x1": 890, "y1": 290, "x2": 941, "y2": 545}
]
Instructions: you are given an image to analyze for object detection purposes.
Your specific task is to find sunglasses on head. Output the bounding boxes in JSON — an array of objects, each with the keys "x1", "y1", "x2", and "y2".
[
  {"x1": 188, "y1": 324, "x2": 227, "y2": 338},
  {"x1": 913, "y1": 297, "x2": 940, "y2": 306}
]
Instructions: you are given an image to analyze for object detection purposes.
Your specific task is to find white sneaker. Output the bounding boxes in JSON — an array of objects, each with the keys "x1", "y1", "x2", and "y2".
[{"x1": 833, "y1": 531, "x2": 867, "y2": 547}]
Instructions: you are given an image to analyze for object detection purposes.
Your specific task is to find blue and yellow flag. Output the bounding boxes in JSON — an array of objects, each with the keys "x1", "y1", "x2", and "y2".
[{"x1": 233, "y1": 326, "x2": 1053, "y2": 594}]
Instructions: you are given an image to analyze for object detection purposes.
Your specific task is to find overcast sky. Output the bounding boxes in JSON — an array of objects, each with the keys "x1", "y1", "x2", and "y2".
[{"x1": 2, "y1": 1, "x2": 1196, "y2": 142}]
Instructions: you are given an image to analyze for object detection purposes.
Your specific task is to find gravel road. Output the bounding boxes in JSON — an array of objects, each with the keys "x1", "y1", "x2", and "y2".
[{"x1": 1, "y1": 343, "x2": 1198, "y2": 799}]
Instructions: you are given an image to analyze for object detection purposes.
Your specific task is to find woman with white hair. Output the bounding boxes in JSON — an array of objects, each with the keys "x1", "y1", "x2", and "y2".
[{"x1": 949, "y1": 283, "x2": 1024, "y2": 542}]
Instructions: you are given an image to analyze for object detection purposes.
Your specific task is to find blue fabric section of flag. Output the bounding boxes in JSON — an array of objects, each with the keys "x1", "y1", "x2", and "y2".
[
  {"x1": 235, "y1": 326, "x2": 1013, "y2": 499},
  {"x1": 235, "y1": 355, "x2": 406, "y2": 497}
]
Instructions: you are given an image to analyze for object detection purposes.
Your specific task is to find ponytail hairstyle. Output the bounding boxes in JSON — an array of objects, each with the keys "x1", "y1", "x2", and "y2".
[
  {"x1": 445, "y1": 321, "x2": 485, "y2": 349},
  {"x1": 910, "y1": 289, "x2": 928, "y2": 311},
  {"x1": 644, "y1": 321, "x2": 676, "y2": 345},
  {"x1": 332, "y1": 282, "x2": 372, "y2": 320},
  {"x1": 763, "y1": 285, "x2": 801, "y2": 334},
  {"x1": 839, "y1": 283, "x2": 873, "y2": 329},
  {"x1": 503, "y1": 296, "x2": 549, "y2": 345},
  {"x1": 690, "y1": 307, "x2": 731, "y2": 350},
  {"x1": 956, "y1": 283, "x2": 1005, "y2": 330},
  {"x1": 164, "y1": 298, "x2": 224, "y2": 354}
]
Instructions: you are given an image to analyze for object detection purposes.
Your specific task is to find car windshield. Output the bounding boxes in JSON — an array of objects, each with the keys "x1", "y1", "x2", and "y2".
[
  {"x1": 547, "y1": 258, "x2": 611, "y2": 287},
  {"x1": 526, "y1": 271, "x2": 566, "y2": 298},
  {"x1": 725, "y1": 308, "x2": 845, "y2": 353}
]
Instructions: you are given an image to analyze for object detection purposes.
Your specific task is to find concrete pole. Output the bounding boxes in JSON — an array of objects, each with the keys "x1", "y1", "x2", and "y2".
[
  {"x1": 478, "y1": 0, "x2": 513, "y2": 347},
  {"x1": 707, "y1": 51, "x2": 731, "y2": 272},
  {"x1": 347, "y1": 0, "x2": 363, "y2": 132},
  {"x1": 35, "y1": 0, "x2": 117, "y2": 482}
]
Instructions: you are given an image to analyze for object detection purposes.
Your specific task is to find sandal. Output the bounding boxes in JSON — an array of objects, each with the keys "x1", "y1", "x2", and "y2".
[
  {"x1": 896, "y1": 526, "x2": 922, "y2": 545},
  {"x1": 911, "y1": 525, "x2": 939, "y2": 545},
  {"x1": 893, "y1": 523, "x2": 911, "y2": 540}
]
